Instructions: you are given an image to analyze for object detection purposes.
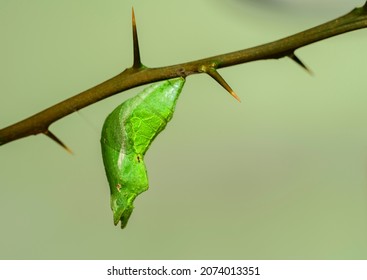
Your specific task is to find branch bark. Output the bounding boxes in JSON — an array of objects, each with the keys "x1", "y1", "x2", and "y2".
[{"x1": 1, "y1": 3, "x2": 367, "y2": 147}]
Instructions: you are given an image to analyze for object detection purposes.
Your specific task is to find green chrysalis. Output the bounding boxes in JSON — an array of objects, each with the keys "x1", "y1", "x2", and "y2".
[{"x1": 101, "y1": 77, "x2": 185, "y2": 228}]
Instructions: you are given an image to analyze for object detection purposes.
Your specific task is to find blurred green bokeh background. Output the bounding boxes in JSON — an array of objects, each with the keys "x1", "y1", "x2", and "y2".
[{"x1": 1, "y1": 0, "x2": 367, "y2": 259}]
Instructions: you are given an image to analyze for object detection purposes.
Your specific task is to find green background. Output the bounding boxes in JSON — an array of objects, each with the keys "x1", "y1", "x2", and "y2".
[{"x1": 1, "y1": 0, "x2": 367, "y2": 259}]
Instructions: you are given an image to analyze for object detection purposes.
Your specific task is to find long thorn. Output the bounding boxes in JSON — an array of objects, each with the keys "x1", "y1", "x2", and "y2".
[
  {"x1": 288, "y1": 53, "x2": 313, "y2": 75},
  {"x1": 132, "y1": 7, "x2": 142, "y2": 69},
  {"x1": 207, "y1": 69, "x2": 241, "y2": 102},
  {"x1": 44, "y1": 130, "x2": 73, "y2": 154}
]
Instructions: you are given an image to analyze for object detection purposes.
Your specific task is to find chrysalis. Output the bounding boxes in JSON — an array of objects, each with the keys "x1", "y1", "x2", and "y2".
[{"x1": 101, "y1": 77, "x2": 185, "y2": 228}]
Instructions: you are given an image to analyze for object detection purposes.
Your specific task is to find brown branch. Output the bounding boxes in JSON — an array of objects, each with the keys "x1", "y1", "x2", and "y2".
[{"x1": 1, "y1": 3, "x2": 367, "y2": 147}]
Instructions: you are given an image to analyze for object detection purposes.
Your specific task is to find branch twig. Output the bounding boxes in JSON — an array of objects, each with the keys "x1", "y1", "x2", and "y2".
[{"x1": 1, "y1": 3, "x2": 367, "y2": 148}]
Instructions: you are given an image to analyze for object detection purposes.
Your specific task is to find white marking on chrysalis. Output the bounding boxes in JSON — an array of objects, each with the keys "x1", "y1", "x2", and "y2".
[{"x1": 117, "y1": 152, "x2": 125, "y2": 170}]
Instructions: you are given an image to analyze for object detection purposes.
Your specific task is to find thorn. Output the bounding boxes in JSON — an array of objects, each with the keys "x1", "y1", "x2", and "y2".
[
  {"x1": 44, "y1": 130, "x2": 73, "y2": 154},
  {"x1": 206, "y1": 68, "x2": 241, "y2": 102},
  {"x1": 132, "y1": 7, "x2": 142, "y2": 69},
  {"x1": 288, "y1": 53, "x2": 313, "y2": 75}
]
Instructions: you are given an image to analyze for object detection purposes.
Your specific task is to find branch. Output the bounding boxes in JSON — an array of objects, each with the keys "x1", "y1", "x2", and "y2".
[{"x1": 1, "y1": 3, "x2": 367, "y2": 148}]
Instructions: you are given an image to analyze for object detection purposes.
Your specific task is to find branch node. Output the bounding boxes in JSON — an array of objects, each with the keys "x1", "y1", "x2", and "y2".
[
  {"x1": 44, "y1": 130, "x2": 73, "y2": 154},
  {"x1": 288, "y1": 52, "x2": 313, "y2": 75}
]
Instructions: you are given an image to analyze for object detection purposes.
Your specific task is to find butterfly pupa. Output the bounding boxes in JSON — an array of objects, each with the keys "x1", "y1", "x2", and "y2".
[{"x1": 101, "y1": 77, "x2": 185, "y2": 228}]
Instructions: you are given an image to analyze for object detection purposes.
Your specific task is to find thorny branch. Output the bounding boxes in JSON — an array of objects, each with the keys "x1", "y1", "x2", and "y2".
[{"x1": 1, "y1": 3, "x2": 367, "y2": 150}]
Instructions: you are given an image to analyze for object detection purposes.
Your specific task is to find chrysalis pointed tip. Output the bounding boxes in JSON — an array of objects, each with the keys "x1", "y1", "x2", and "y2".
[{"x1": 113, "y1": 205, "x2": 133, "y2": 229}]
